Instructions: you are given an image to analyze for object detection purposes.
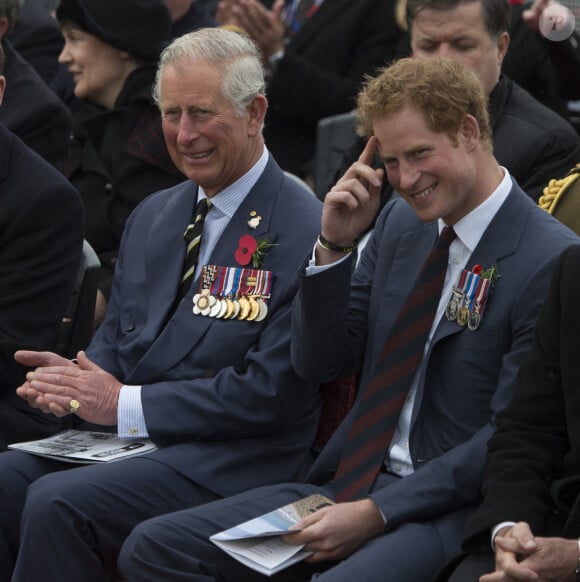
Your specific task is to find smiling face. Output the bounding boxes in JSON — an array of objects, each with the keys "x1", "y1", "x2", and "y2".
[
  {"x1": 159, "y1": 58, "x2": 267, "y2": 198},
  {"x1": 376, "y1": 106, "x2": 487, "y2": 225},
  {"x1": 58, "y1": 24, "x2": 136, "y2": 109},
  {"x1": 410, "y1": 2, "x2": 509, "y2": 95}
]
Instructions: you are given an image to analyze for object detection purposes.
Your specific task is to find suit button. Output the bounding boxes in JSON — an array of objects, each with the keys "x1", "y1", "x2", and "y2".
[
  {"x1": 104, "y1": 183, "x2": 113, "y2": 196},
  {"x1": 124, "y1": 323, "x2": 135, "y2": 332}
]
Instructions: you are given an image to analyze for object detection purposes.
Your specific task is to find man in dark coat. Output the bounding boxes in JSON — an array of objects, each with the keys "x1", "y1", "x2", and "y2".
[
  {"x1": 0, "y1": 41, "x2": 84, "y2": 449},
  {"x1": 328, "y1": 0, "x2": 580, "y2": 206},
  {"x1": 0, "y1": 0, "x2": 72, "y2": 173},
  {"x1": 444, "y1": 244, "x2": 580, "y2": 581},
  {"x1": 218, "y1": 0, "x2": 404, "y2": 179}
]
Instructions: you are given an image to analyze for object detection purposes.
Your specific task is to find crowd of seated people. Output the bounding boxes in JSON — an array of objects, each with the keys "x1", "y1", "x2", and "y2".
[{"x1": 2, "y1": 0, "x2": 580, "y2": 580}]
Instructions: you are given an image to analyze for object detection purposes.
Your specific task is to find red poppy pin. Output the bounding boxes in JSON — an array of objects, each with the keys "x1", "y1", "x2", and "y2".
[{"x1": 235, "y1": 235, "x2": 278, "y2": 268}]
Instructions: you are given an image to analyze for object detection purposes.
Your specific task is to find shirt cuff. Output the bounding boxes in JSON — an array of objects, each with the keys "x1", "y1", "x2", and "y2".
[
  {"x1": 491, "y1": 521, "x2": 516, "y2": 550},
  {"x1": 118, "y1": 385, "x2": 149, "y2": 438},
  {"x1": 305, "y1": 243, "x2": 350, "y2": 275}
]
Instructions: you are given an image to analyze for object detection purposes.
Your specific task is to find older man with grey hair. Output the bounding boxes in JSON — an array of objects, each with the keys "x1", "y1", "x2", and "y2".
[{"x1": 0, "y1": 27, "x2": 323, "y2": 581}]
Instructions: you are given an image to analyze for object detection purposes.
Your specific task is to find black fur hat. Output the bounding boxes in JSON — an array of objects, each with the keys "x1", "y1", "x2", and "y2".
[{"x1": 56, "y1": 0, "x2": 171, "y2": 61}]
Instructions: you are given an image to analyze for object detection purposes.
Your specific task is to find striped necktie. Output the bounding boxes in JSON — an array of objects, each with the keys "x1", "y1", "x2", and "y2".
[
  {"x1": 178, "y1": 198, "x2": 211, "y2": 299},
  {"x1": 332, "y1": 226, "x2": 457, "y2": 502}
]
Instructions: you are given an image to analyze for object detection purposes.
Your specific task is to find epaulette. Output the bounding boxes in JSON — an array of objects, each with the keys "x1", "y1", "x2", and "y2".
[{"x1": 538, "y1": 163, "x2": 580, "y2": 215}]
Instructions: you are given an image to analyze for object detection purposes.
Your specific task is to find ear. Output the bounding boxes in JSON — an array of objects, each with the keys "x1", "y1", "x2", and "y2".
[
  {"x1": 496, "y1": 31, "x2": 510, "y2": 67},
  {"x1": 247, "y1": 94, "x2": 268, "y2": 136},
  {"x1": 460, "y1": 114, "x2": 481, "y2": 151}
]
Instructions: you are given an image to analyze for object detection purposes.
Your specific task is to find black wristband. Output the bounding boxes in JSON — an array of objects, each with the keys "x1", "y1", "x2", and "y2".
[{"x1": 317, "y1": 233, "x2": 358, "y2": 254}]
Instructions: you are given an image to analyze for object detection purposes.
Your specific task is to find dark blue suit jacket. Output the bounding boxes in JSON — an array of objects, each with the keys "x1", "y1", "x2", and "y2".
[
  {"x1": 88, "y1": 157, "x2": 323, "y2": 497},
  {"x1": 293, "y1": 183, "x2": 579, "y2": 531}
]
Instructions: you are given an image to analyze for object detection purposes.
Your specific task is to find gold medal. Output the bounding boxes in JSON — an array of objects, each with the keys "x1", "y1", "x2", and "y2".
[
  {"x1": 224, "y1": 298, "x2": 234, "y2": 319},
  {"x1": 229, "y1": 299, "x2": 241, "y2": 319},
  {"x1": 238, "y1": 296, "x2": 251, "y2": 320},
  {"x1": 246, "y1": 297, "x2": 260, "y2": 321},
  {"x1": 456, "y1": 306, "x2": 469, "y2": 327}
]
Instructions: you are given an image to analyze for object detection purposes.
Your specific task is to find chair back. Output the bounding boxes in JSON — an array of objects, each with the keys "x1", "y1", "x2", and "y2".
[
  {"x1": 55, "y1": 240, "x2": 101, "y2": 358},
  {"x1": 313, "y1": 111, "x2": 358, "y2": 199}
]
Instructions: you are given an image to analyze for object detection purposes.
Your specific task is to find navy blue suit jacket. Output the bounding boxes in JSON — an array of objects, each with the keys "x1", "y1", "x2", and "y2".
[
  {"x1": 293, "y1": 183, "x2": 578, "y2": 531},
  {"x1": 88, "y1": 157, "x2": 323, "y2": 497}
]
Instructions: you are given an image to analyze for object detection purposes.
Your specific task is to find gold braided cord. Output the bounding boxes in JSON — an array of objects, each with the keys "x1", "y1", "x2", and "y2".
[{"x1": 538, "y1": 165, "x2": 580, "y2": 214}]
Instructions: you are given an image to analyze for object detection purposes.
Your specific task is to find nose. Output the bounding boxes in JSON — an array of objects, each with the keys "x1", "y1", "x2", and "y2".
[
  {"x1": 434, "y1": 43, "x2": 453, "y2": 59},
  {"x1": 58, "y1": 42, "x2": 71, "y2": 65},
  {"x1": 398, "y1": 160, "x2": 420, "y2": 191},
  {"x1": 176, "y1": 113, "x2": 201, "y2": 145}
]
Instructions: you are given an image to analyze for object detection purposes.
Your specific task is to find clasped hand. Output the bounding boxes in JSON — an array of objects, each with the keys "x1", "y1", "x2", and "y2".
[
  {"x1": 15, "y1": 350, "x2": 121, "y2": 426},
  {"x1": 481, "y1": 521, "x2": 579, "y2": 582}
]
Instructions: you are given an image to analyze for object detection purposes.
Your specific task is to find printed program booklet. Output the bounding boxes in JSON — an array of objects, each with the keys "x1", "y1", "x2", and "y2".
[
  {"x1": 210, "y1": 493, "x2": 334, "y2": 576},
  {"x1": 8, "y1": 429, "x2": 158, "y2": 463}
]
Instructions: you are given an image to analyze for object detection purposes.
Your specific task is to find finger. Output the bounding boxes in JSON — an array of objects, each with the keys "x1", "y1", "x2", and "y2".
[
  {"x1": 16, "y1": 381, "x2": 35, "y2": 398},
  {"x1": 14, "y1": 350, "x2": 70, "y2": 368},
  {"x1": 325, "y1": 185, "x2": 369, "y2": 213},
  {"x1": 47, "y1": 400, "x2": 71, "y2": 418},
  {"x1": 76, "y1": 351, "x2": 101, "y2": 372},
  {"x1": 282, "y1": 532, "x2": 306, "y2": 546},
  {"x1": 304, "y1": 550, "x2": 336, "y2": 563},
  {"x1": 358, "y1": 136, "x2": 379, "y2": 167},
  {"x1": 369, "y1": 167, "x2": 385, "y2": 198},
  {"x1": 495, "y1": 536, "x2": 535, "y2": 556},
  {"x1": 509, "y1": 522, "x2": 537, "y2": 551},
  {"x1": 292, "y1": 510, "x2": 325, "y2": 531},
  {"x1": 28, "y1": 365, "x2": 81, "y2": 381},
  {"x1": 28, "y1": 374, "x2": 78, "y2": 397},
  {"x1": 502, "y1": 562, "x2": 539, "y2": 581},
  {"x1": 272, "y1": 0, "x2": 285, "y2": 20}
]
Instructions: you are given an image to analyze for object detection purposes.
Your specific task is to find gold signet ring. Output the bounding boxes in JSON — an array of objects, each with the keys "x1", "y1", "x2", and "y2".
[{"x1": 69, "y1": 399, "x2": 80, "y2": 414}]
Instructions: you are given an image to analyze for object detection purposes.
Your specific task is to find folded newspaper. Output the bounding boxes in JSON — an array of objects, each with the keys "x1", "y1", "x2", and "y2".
[
  {"x1": 210, "y1": 493, "x2": 334, "y2": 576},
  {"x1": 8, "y1": 429, "x2": 157, "y2": 463}
]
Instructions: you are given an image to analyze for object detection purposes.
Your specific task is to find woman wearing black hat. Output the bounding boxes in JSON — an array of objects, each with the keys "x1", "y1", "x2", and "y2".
[{"x1": 56, "y1": 0, "x2": 184, "y2": 326}]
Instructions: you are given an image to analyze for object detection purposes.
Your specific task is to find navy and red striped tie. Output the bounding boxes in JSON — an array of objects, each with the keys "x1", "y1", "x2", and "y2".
[{"x1": 332, "y1": 226, "x2": 457, "y2": 502}]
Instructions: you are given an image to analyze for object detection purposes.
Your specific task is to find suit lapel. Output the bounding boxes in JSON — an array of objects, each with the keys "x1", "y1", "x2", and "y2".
[
  {"x1": 126, "y1": 158, "x2": 285, "y2": 382},
  {"x1": 431, "y1": 186, "x2": 528, "y2": 346},
  {"x1": 410, "y1": 187, "x2": 531, "y2": 425}
]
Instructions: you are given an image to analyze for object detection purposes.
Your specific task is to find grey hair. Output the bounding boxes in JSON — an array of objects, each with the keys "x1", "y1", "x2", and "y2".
[{"x1": 153, "y1": 27, "x2": 266, "y2": 117}]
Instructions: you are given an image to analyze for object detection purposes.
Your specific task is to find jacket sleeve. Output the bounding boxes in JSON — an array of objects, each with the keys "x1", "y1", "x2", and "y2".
[{"x1": 0, "y1": 178, "x2": 84, "y2": 390}]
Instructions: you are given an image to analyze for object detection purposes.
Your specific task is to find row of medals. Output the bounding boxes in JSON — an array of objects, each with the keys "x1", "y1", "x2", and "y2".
[
  {"x1": 445, "y1": 284, "x2": 486, "y2": 331},
  {"x1": 193, "y1": 288, "x2": 268, "y2": 321}
]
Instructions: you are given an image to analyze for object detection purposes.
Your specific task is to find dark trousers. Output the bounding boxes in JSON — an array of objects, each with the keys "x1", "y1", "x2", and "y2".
[
  {"x1": 0, "y1": 450, "x2": 221, "y2": 582},
  {"x1": 119, "y1": 473, "x2": 475, "y2": 582}
]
